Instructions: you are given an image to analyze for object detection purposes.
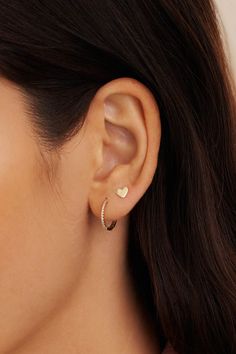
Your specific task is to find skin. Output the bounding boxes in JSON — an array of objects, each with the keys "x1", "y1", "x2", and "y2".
[{"x1": 0, "y1": 76, "x2": 161, "y2": 354}]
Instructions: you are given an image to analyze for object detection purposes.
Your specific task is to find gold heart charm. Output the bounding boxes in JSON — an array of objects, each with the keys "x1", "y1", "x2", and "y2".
[{"x1": 116, "y1": 186, "x2": 129, "y2": 198}]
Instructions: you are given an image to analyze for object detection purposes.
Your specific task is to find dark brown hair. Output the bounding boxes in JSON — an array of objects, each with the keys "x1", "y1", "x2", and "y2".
[{"x1": 0, "y1": 1, "x2": 235, "y2": 353}]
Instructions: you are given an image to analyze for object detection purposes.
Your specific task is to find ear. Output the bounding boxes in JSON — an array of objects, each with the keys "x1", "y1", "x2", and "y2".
[{"x1": 87, "y1": 77, "x2": 161, "y2": 223}]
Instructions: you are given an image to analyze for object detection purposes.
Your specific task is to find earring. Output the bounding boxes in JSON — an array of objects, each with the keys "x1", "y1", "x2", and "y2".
[
  {"x1": 116, "y1": 186, "x2": 129, "y2": 198},
  {"x1": 101, "y1": 197, "x2": 117, "y2": 231},
  {"x1": 100, "y1": 186, "x2": 129, "y2": 231}
]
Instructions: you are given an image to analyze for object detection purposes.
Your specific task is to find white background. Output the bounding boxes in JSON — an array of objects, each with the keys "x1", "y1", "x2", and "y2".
[{"x1": 215, "y1": 0, "x2": 236, "y2": 80}]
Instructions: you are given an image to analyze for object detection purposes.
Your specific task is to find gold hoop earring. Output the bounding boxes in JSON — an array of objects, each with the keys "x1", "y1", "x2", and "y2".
[{"x1": 101, "y1": 197, "x2": 117, "y2": 231}]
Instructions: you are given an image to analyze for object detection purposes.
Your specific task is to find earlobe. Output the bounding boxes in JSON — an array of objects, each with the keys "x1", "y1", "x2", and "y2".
[
  {"x1": 100, "y1": 185, "x2": 130, "y2": 231},
  {"x1": 88, "y1": 78, "x2": 161, "y2": 226}
]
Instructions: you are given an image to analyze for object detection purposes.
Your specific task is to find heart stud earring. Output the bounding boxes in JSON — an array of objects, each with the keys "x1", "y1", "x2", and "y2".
[{"x1": 116, "y1": 186, "x2": 129, "y2": 198}]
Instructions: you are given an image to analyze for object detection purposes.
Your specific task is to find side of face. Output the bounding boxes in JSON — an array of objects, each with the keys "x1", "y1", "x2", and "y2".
[
  {"x1": 0, "y1": 78, "x2": 91, "y2": 352},
  {"x1": 0, "y1": 76, "x2": 161, "y2": 352}
]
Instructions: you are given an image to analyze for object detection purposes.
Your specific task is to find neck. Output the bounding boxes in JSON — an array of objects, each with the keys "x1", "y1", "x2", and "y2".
[{"x1": 10, "y1": 219, "x2": 160, "y2": 354}]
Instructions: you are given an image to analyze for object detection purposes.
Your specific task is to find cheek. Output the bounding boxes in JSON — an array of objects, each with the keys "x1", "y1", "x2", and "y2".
[
  {"x1": 0, "y1": 126, "x2": 85, "y2": 352},
  {"x1": 0, "y1": 79, "x2": 89, "y2": 352}
]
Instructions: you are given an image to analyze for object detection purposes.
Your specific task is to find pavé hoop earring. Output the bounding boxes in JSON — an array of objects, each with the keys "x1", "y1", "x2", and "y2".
[
  {"x1": 101, "y1": 197, "x2": 117, "y2": 231},
  {"x1": 100, "y1": 186, "x2": 129, "y2": 231}
]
